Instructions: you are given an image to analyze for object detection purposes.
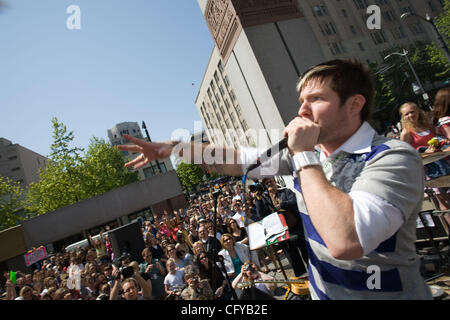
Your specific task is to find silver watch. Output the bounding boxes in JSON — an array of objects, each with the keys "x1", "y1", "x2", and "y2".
[{"x1": 291, "y1": 151, "x2": 322, "y2": 171}]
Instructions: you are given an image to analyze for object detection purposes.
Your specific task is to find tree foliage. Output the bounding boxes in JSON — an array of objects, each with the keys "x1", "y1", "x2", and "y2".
[
  {"x1": 25, "y1": 118, "x2": 139, "y2": 216},
  {"x1": 175, "y1": 161, "x2": 205, "y2": 192},
  {"x1": 0, "y1": 176, "x2": 24, "y2": 230}
]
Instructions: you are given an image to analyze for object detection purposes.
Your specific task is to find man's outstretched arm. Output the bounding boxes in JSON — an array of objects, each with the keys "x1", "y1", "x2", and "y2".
[{"x1": 117, "y1": 134, "x2": 244, "y2": 176}]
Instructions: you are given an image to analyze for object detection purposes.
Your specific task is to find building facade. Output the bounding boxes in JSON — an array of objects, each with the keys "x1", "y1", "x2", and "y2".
[
  {"x1": 0, "y1": 138, "x2": 49, "y2": 189},
  {"x1": 107, "y1": 122, "x2": 173, "y2": 179},
  {"x1": 195, "y1": 0, "x2": 445, "y2": 148}
]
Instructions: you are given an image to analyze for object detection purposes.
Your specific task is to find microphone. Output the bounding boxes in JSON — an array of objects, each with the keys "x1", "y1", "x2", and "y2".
[{"x1": 245, "y1": 137, "x2": 288, "y2": 173}]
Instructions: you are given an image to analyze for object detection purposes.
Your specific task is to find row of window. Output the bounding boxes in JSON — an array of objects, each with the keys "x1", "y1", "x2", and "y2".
[{"x1": 142, "y1": 162, "x2": 168, "y2": 178}]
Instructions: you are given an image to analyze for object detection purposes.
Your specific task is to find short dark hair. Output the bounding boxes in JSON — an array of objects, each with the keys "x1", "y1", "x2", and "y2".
[{"x1": 296, "y1": 59, "x2": 375, "y2": 122}]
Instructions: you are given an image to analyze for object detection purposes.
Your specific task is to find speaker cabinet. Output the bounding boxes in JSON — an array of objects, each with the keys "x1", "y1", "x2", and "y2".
[{"x1": 108, "y1": 221, "x2": 145, "y2": 264}]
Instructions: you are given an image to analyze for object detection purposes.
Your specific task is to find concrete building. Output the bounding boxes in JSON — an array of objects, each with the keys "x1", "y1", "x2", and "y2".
[
  {"x1": 0, "y1": 138, "x2": 49, "y2": 189},
  {"x1": 195, "y1": 0, "x2": 445, "y2": 148},
  {"x1": 107, "y1": 122, "x2": 173, "y2": 179}
]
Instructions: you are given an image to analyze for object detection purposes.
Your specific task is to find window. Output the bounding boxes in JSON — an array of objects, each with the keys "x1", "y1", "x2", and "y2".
[
  {"x1": 391, "y1": 26, "x2": 407, "y2": 40},
  {"x1": 229, "y1": 90, "x2": 236, "y2": 102},
  {"x1": 11, "y1": 167, "x2": 20, "y2": 172},
  {"x1": 241, "y1": 120, "x2": 248, "y2": 131},
  {"x1": 210, "y1": 81, "x2": 216, "y2": 91},
  {"x1": 358, "y1": 42, "x2": 365, "y2": 51},
  {"x1": 383, "y1": 10, "x2": 396, "y2": 22},
  {"x1": 353, "y1": 0, "x2": 367, "y2": 10},
  {"x1": 8, "y1": 155, "x2": 17, "y2": 160},
  {"x1": 158, "y1": 163, "x2": 167, "y2": 173},
  {"x1": 214, "y1": 72, "x2": 220, "y2": 83},
  {"x1": 350, "y1": 25, "x2": 357, "y2": 34},
  {"x1": 218, "y1": 61, "x2": 224, "y2": 73},
  {"x1": 143, "y1": 167, "x2": 154, "y2": 178},
  {"x1": 342, "y1": 9, "x2": 348, "y2": 17},
  {"x1": 207, "y1": 89, "x2": 212, "y2": 99},
  {"x1": 219, "y1": 85, "x2": 225, "y2": 96},
  {"x1": 235, "y1": 105, "x2": 242, "y2": 116},
  {"x1": 312, "y1": 5, "x2": 328, "y2": 17},
  {"x1": 224, "y1": 98, "x2": 231, "y2": 110},
  {"x1": 215, "y1": 93, "x2": 221, "y2": 102},
  {"x1": 370, "y1": 30, "x2": 388, "y2": 44},
  {"x1": 223, "y1": 75, "x2": 230, "y2": 88}
]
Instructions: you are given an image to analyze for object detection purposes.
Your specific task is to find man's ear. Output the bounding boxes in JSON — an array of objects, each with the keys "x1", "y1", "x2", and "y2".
[{"x1": 348, "y1": 94, "x2": 365, "y2": 117}]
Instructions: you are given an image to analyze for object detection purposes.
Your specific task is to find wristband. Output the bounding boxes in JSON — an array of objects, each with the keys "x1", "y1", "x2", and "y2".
[{"x1": 291, "y1": 151, "x2": 322, "y2": 172}]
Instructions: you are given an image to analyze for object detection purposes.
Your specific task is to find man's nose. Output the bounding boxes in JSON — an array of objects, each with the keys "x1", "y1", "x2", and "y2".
[{"x1": 298, "y1": 101, "x2": 311, "y2": 117}]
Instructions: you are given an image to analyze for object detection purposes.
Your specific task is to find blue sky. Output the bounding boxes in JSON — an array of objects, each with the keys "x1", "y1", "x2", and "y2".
[{"x1": 0, "y1": 0, "x2": 213, "y2": 157}]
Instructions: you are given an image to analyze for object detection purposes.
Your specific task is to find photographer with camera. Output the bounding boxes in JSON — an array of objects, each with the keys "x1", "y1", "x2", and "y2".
[
  {"x1": 231, "y1": 260, "x2": 276, "y2": 300},
  {"x1": 180, "y1": 265, "x2": 213, "y2": 300},
  {"x1": 109, "y1": 253, "x2": 152, "y2": 300}
]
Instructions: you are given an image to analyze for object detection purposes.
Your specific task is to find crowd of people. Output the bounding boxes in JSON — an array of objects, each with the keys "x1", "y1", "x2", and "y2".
[{"x1": 0, "y1": 178, "x2": 303, "y2": 301}]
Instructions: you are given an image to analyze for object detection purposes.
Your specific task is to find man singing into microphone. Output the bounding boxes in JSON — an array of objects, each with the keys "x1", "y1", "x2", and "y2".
[{"x1": 118, "y1": 59, "x2": 431, "y2": 300}]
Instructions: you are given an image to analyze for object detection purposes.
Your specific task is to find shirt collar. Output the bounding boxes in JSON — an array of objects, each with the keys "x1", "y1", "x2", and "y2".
[{"x1": 318, "y1": 121, "x2": 376, "y2": 161}]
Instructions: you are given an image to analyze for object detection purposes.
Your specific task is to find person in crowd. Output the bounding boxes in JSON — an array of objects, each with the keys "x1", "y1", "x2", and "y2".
[
  {"x1": 165, "y1": 244, "x2": 190, "y2": 270},
  {"x1": 197, "y1": 224, "x2": 222, "y2": 259},
  {"x1": 196, "y1": 252, "x2": 228, "y2": 299},
  {"x1": 206, "y1": 218, "x2": 222, "y2": 240},
  {"x1": 118, "y1": 58, "x2": 432, "y2": 299},
  {"x1": 218, "y1": 233, "x2": 259, "y2": 280},
  {"x1": 89, "y1": 232, "x2": 109, "y2": 265},
  {"x1": 163, "y1": 258, "x2": 185, "y2": 299},
  {"x1": 399, "y1": 102, "x2": 438, "y2": 150},
  {"x1": 53, "y1": 287, "x2": 74, "y2": 300},
  {"x1": 175, "y1": 231, "x2": 191, "y2": 255},
  {"x1": 139, "y1": 247, "x2": 166, "y2": 299},
  {"x1": 433, "y1": 87, "x2": 450, "y2": 139},
  {"x1": 109, "y1": 263, "x2": 152, "y2": 300},
  {"x1": 400, "y1": 101, "x2": 450, "y2": 210},
  {"x1": 432, "y1": 87, "x2": 450, "y2": 227},
  {"x1": 226, "y1": 218, "x2": 248, "y2": 245},
  {"x1": 180, "y1": 264, "x2": 213, "y2": 300},
  {"x1": 188, "y1": 223, "x2": 199, "y2": 246},
  {"x1": 231, "y1": 260, "x2": 276, "y2": 299},
  {"x1": 192, "y1": 241, "x2": 206, "y2": 256},
  {"x1": 231, "y1": 201, "x2": 247, "y2": 229}
]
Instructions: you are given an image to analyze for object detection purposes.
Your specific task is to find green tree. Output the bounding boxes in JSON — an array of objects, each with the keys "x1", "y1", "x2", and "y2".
[
  {"x1": 176, "y1": 162, "x2": 205, "y2": 192},
  {"x1": 25, "y1": 119, "x2": 139, "y2": 216},
  {"x1": 80, "y1": 137, "x2": 139, "y2": 199},
  {"x1": 0, "y1": 176, "x2": 24, "y2": 230}
]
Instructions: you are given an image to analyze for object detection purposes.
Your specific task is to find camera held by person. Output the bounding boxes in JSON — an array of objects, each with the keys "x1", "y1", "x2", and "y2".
[{"x1": 112, "y1": 252, "x2": 134, "y2": 279}]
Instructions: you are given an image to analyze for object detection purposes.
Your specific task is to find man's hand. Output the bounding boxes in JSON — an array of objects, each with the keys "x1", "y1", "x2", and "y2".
[
  {"x1": 282, "y1": 117, "x2": 320, "y2": 154},
  {"x1": 117, "y1": 134, "x2": 177, "y2": 169}
]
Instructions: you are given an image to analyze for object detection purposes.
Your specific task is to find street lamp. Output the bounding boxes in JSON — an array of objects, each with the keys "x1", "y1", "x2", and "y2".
[
  {"x1": 400, "y1": 12, "x2": 450, "y2": 65},
  {"x1": 141, "y1": 121, "x2": 162, "y2": 175},
  {"x1": 384, "y1": 48, "x2": 432, "y2": 110}
]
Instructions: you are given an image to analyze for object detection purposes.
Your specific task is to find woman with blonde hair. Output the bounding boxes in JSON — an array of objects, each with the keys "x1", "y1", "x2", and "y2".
[
  {"x1": 399, "y1": 102, "x2": 436, "y2": 150},
  {"x1": 400, "y1": 100, "x2": 450, "y2": 212}
]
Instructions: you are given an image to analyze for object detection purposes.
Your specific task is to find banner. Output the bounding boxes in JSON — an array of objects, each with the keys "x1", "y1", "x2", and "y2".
[{"x1": 24, "y1": 246, "x2": 47, "y2": 267}]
